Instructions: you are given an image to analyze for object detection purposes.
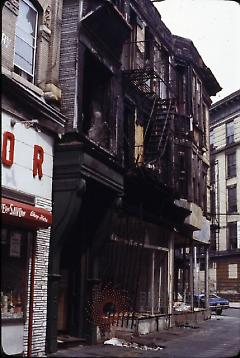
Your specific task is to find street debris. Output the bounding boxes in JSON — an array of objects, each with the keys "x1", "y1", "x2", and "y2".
[
  {"x1": 104, "y1": 337, "x2": 164, "y2": 351},
  {"x1": 173, "y1": 301, "x2": 191, "y2": 312}
]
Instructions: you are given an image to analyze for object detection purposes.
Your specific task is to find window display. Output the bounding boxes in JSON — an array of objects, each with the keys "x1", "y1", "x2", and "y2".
[{"x1": 1, "y1": 227, "x2": 30, "y2": 320}]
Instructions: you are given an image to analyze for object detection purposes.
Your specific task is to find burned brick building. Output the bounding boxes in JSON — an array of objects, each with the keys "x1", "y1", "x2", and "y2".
[{"x1": 46, "y1": 0, "x2": 221, "y2": 353}]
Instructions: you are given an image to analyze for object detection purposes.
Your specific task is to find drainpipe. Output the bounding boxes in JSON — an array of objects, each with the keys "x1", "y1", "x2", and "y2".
[
  {"x1": 168, "y1": 233, "x2": 174, "y2": 323},
  {"x1": 194, "y1": 246, "x2": 197, "y2": 295},
  {"x1": 204, "y1": 246, "x2": 209, "y2": 310},
  {"x1": 189, "y1": 242, "x2": 194, "y2": 311},
  {"x1": 151, "y1": 251, "x2": 155, "y2": 316},
  {"x1": 27, "y1": 233, "x2": 36, "y2": 357},
  {"x1": 157, "y1": 263, "x2": 162, "y2": 312}
]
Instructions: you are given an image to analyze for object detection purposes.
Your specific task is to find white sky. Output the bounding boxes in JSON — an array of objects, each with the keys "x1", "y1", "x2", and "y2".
[{"x1": 155, "y1": 0, "x2": 240, "y2": 102}]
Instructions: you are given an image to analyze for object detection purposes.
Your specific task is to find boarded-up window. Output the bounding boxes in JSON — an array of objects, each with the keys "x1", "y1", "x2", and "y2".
[{"x1": 228, "y1": 263, "x2": 238, "y2": 279}]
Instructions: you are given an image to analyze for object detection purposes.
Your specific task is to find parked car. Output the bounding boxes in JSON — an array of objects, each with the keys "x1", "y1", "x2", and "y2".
[{"x1": 195, "y1": 293, "x2": 229, "y2": 314}]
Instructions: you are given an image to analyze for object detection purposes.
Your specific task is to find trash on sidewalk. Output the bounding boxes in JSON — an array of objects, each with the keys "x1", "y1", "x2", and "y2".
[
  {"x1": 173, "y1": 301, "x2": 191, "y2": 312},
  {"x1": 104, "y1": 337, "x2": 164, "y2": 351}
]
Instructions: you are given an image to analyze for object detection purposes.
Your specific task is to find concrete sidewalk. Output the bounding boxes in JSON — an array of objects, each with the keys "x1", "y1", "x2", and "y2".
[
  {"x1": 48, "y1": 309, "x2": 240, "y2": 357},
  {"x1": 229, "y1": 302, "x2": 240, "y2": 308}
]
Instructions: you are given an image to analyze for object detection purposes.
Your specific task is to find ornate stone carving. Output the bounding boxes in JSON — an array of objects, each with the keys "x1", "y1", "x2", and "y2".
[
  {"x1": 43, "y1": 5, "x2": 51, "y2": 29},
  {"x1": 5, "y1": 0, "x2": 19, "y2": 16}
]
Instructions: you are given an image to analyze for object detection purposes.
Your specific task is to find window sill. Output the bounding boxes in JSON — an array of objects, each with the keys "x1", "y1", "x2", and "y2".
[
  {"x1": 2, "y1": 68, "x2": 44, "y2": 97},
  {"x1": 12, "y1": 72, "x2": 44, "y2": 97}
]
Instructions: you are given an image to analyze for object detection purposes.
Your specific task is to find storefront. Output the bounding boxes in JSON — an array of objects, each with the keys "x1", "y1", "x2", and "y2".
[{"x1": 1, "y1": 111, "x2": 54, "y2": 356}]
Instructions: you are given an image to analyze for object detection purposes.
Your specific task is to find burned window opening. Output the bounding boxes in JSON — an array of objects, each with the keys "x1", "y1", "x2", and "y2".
[{"x1": 82, "y1": 51, "x2": 113, "y2": 150}]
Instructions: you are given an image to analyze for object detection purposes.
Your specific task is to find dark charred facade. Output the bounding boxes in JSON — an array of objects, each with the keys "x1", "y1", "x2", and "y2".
[{"x1": 46, "y1": 0, "x2": 221, "y2": 353}]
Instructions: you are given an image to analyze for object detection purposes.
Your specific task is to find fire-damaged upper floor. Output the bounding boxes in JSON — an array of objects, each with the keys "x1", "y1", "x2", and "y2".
[{"x1": 58, "y1": 0, "x2": 221, "y2": 218}]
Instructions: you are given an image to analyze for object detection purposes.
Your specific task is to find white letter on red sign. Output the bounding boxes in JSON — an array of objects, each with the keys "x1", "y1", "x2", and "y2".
[
  {"x1": 33, "y1": 145, "x2": 44, "y2": 179},
  {"x1": 2, "y1": 131, "x2": 15, "y2": 166}
]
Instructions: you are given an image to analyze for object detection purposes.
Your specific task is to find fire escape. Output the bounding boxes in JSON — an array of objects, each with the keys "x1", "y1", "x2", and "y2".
[{"x1": 122, "y1": 39, "x2": 177, "y2": 186}]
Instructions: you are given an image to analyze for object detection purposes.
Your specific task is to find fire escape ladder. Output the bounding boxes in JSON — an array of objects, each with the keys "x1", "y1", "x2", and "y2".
[
  {"x1": 143, "y1": 95, "x2": 158, "y2": 142},
  {"x1": 144, "y1": 98, "x2": 175, "y2": 165},
  {"x1": 157, "y1": 98, "x2": 173, "y2": 157}
]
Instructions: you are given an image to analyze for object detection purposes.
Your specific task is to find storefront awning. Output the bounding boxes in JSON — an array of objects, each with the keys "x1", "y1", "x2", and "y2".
[{"x1": 1, "y1": 197, "x2": 52, "y2": 229}]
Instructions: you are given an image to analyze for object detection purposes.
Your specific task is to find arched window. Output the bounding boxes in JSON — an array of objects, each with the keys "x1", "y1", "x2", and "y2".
[{"x1": 14, "y1": 0, "x2": 38, "y2": 81}]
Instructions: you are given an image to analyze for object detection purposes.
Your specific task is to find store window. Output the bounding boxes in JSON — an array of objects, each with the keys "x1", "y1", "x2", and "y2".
[
  {"x1": 14, "y1": 0, "x2": 38, "y2": 82},
  {"x1": 1, "y1": 226, "x2": 30, "y2": 320}
]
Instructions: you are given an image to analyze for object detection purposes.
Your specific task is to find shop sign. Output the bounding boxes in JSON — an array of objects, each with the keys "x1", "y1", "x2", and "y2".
[
  {"x1": 1, "y1": 198, "x2": 52, "y2": 229},
  {"x1": 2, "y1": 112, "x2": 54, "y2": 199},
  {"x1": 2, "y1": 131, "x2": 44, "y2": 179}
]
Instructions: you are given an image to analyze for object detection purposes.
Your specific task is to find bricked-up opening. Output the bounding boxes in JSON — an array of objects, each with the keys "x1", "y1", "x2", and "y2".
[{"x1": 82, "y1": 51, "x2": 113, "y2": 151}]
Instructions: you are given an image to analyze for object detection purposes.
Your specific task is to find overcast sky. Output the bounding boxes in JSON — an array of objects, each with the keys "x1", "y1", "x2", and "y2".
[{"x1": 155, "y1": 0, "x2": 240, "y2": 103}]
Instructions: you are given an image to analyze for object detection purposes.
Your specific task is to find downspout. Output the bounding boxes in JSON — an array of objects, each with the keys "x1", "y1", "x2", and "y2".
[
  {"x1": 157, "y1": 263, "x2": 162, "y2": 312},
  {"x1": 151, "y1": 251, "x2": 155, "y2": 316},
  {"x1": 204, "y1": 246, "x2": 209, "y2": 310},
  {"x1": 27, "y1": 233, "x2": 37, "y2": 357},
  {"x1": 168, "y1": 233, "x2": 174, "y2": 325}
]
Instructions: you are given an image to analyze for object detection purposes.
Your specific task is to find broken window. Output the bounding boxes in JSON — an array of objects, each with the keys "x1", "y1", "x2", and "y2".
[
  {"x1": 134, "y1": 113, "x2": 144, "y2": 165},
  {"x1": 128, "y1": 9, "x2": 145, "y2": 69},
  {"x1": 123, "y1": 102, "x2": 135, "y2": 167},
  {"x1": 159, "y1": 48, "x2": 169, "y2": 99},
  {"x1": 177, "y1": 151, "x2": 188, "y2": 198},
  {"x1": 82, "y1": 51, "x2": 113, "y2": 151},
  {"x1": 177, "y1": 66, "x2": 187, "y2": 114},
  {"x1": 192, "y1": 73, "x2": 202, "y2": 127}
]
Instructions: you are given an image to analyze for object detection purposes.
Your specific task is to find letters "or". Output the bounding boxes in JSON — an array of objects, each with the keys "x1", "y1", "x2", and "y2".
[{"x1": 2, "y1": 131, "x2": 44, "y2": 179}]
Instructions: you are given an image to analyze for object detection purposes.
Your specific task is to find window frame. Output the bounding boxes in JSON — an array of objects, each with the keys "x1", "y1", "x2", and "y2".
[
  {"x1": 226, "y1": 121, "x2": 235, "y2": 145},
  {"x1": 226, "y1": 151, "x2": 236, "y2": 178},
  {"x1": 227, "y1": 222, "x2": 237, "y2": 250},
  {"x1": 13, "y1": 0, "x2": 38, "y2": 82},
  {"x1": 227, "y1": 185, "x2": 237, "y2": 213}
]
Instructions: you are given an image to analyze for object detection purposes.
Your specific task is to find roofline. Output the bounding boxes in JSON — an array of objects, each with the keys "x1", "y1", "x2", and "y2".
[{"x1": 210, "y1": 89, "x2": 240, "y2": 111}]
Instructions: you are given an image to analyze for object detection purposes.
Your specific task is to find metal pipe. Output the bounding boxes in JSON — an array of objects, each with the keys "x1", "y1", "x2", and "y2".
[
  {"x1": 189, "y1": 243, "x2": 194, "y2": 312},
  {"x1": 157, "y1": 259, "x2": 162, "y2": 312},
  {"x1": 204, "y1": 246, "x2": 209, "y2": 309},
  {"x1": 27, "y1": 233, "x2": 36, "y2": 357},
  {"x1": 151, "y1": 251, "x2": 155, "y2": 316}
]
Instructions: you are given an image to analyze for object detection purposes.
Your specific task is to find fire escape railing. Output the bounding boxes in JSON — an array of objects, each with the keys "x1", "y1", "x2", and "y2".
[{"x1": 122, "y1": 40, "x2": 177, "y2": 185}]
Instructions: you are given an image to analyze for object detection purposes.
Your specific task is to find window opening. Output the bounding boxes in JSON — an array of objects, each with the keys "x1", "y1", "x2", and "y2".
[
  {"x1": 227, "y1": 222, "x2": 237, "y2": 250},
  {"x1": 227, "y1": 185, "x2": 237, "y2": 213},
  {"x1": 14, "y1": 0, "x2": 38, "y2": 82},
  {"x1": 226, "y1": 121, "x2": 234, "y2": 145},
  {"x1": 227, "y1": 152, "x2": 236, "y2": 178}
]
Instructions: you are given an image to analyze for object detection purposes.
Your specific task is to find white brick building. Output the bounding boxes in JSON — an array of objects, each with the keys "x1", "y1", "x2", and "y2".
[
  {"x1": 209, "y1": 89, "x2": 240, "y2": 301},
  {"x1": 1, "y1": 0, "x2": 64, "y2": 356}
]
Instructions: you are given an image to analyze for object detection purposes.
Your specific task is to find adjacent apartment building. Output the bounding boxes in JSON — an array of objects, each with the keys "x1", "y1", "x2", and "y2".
[
  {"x1": 209, "y1": 89, "x2": 240, "y2": 301},
  {"x1": 1, "y1": 0, "x2": 65, "y2": 356}
]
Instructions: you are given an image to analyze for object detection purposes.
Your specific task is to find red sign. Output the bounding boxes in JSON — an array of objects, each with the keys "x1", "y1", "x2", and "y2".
[
  {"x1": 1, "y1": 198, "x2": 52, "y2": 229},
  {"x1": 1, "y1": 131, "x2": 44, "y2": 179}
]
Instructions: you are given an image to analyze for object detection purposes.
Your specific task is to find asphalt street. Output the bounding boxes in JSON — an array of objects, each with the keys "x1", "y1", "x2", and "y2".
[{"x1": 49, "y1": 309, "x2": 240, "y2": 357}]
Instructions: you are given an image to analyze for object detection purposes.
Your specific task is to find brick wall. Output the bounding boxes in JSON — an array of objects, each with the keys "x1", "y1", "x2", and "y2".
[
  {"x1": 23, "y1": 198, "x2": 52, "y2": 357},
  {"x1": 216, "y1": 257, "x2": 240, "y2": 301},
  {"x1": 59, "y1": 0, "x2": 79, "y2": 127}
]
